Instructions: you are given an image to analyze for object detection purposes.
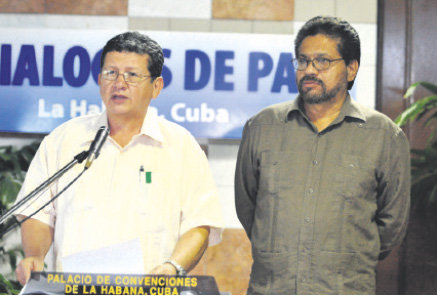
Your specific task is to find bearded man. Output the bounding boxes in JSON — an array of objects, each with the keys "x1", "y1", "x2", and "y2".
[{"x1": 235, "y1": 16, "x2": 410, "y2": 294}]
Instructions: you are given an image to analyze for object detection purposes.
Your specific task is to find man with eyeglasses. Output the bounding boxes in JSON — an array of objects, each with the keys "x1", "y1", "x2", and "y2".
[
  {"x1": 235, "y1": 16, "x2": 410, "y2": 294},
  {"x1": 15, "y1": 32, "x2": 223, "y2": 284}
]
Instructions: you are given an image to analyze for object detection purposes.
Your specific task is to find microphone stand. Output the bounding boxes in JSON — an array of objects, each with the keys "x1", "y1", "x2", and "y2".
[{"x1": 0, "y1": 150, "x2": 89, "y2": 235}]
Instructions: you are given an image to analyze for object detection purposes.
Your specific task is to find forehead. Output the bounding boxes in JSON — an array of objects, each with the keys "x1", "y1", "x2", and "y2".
[
  {"x1": 298, "y1": 34, "x2": 341, "y2": 57},
  {"x1": 103, "y1": 51, "x2": 150, "y2": 69}
]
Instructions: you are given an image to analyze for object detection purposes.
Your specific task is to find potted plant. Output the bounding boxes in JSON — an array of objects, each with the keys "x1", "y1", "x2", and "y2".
[
  {"x1": 395, "y1": 81, "x2": 437, "y2": 226},
  {"x1": 0, "y1": 141, "x2": 40, "y2": 294}
]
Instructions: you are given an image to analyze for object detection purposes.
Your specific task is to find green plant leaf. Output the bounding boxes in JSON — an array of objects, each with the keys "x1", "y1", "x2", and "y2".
[
  {"x1": 0, "y1": 172, "x2": 22, "y2": 207},
  {"x1": 416, "y1": 101, "x2": 437, "y2": 122},
  {"x1": 0, "y1": 146, "x2": 21, "y2": 175},
  {"x1": 417, "y1": 82, "x2": 437, "y2": 94},
  {"x1": 18, "y1": 142, "x2": 40, "y2": 171},
  {"x1": 403, "y1": 82, "x2": 421, "y2": 98},
  {"x1": 0, "y1": 273, "x2": 20, "y2": 295},
  {"x1": 395, "y1": 102, "x2": 422, "y2": 127},
  {"x1": 395, "y1": 95, "x2": 437, "y2": 127},
  {"x1": 0, "y1": 143, "x2": 39, "y2": 294},
  {"x1": 6, "y1": 247, "x2": 23, "y2": 271},
  {"x1": 0, "y1": 150, "x2": 14, "y2": 164},
  {"x1": 404, "y1": 81, "x2": 437, "y2": 98},
  {"x1": 424, "y1": 111, "x2": 437, "y2": 128}
]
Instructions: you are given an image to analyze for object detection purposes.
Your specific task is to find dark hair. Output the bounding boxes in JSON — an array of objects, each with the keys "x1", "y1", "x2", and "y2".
[
  {"x1": 294, "y1": 16, "x2": 360, "y2": 90},
  {"x1": 100, "y1": 31, "x2": 164, "y2": 80}
]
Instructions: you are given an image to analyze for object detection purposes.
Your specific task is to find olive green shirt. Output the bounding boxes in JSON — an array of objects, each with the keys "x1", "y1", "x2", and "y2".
[{"x1": 235, "y1": 95, "x2": 410, "y2": 294}]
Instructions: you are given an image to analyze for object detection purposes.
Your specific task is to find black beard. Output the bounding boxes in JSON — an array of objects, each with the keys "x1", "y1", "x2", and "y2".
[{"x1": 298, "y1": 76, "x2": 341, "y2": 105}]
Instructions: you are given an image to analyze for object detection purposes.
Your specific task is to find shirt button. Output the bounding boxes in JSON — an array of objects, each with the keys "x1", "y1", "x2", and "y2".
[
  {"x1": 313, "y1": 160, "x2": 319, "y2": 166},
  {"x1": 308, "y1": 188, "x2": 314, "y2": 194},
  {"x1": 305, "y1": 217, "x2": 311, "y2": 223}
]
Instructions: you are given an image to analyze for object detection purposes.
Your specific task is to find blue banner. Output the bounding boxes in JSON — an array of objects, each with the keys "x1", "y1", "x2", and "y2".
[{"x1": 0, "y1": 29, "x2": 302, "y2": 138}]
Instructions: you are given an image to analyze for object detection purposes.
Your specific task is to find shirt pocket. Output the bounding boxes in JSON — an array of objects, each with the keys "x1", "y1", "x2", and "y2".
[
  {"x1": 249, "y1": 250, "x2": 295, "y2": 294},
  {"x1": 313, "y1": 251, "x2": 358, "y2": 294},
  {"x1": 137, "y1": 172, "x2": 161, "y2": 216},
  {"x1": 258, "y1": 150, "x2": 280, "y2": 195},
  {"x1": 254, "y1": 150, "x2": 299, "y2": 252},
  {"x1": 332, "y1": 154, "x2": 377, "y2": 214},
  {"x1": 136, "y1": 172, "x2": 168, "y2": 247},
  {"x1": 258, "y1": 150, "x2": 299, "y2": 194},
  {"x1": 314, "y1": 251, "x2": 375, "y2": 294}
]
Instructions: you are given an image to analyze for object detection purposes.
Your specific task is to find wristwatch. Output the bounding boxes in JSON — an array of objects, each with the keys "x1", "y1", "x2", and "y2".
[{"x1": 164, "y1": 259, "x2": 187, "y2": 276}]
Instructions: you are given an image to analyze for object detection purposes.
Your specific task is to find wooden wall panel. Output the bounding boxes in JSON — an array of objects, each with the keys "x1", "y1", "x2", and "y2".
[
  {"x1": 46, "y1": 0, "x2": 127, "y2": 15},
  {"x1": 408, "y1": 0, "x2": 437, "y2": 149},
  {"x1": 376, "y1": 0, "x2": 408, "y2": 119},
  {"x1": 212, "y1": 0, "x2": 294, "y2": 21},
  {"x1": 0, "y1": 0, "x2": 45, "y2": 13},
  {"x1": 377, "y1": 0, "x2": 437, "y2": 294},
  {"x1": 0, "y1": 0, "x2": 127, "y2": 15},
  {"x1": 189, "y1": 229, "x2": 252, "y2": 295}
]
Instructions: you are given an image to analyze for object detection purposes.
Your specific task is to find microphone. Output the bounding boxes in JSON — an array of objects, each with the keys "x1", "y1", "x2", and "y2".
[{"x1": 85, "y1": 126, "x2": 110, "y2": 169}]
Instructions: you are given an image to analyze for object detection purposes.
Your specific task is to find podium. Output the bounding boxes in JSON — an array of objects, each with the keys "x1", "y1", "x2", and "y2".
[{"x1": 21, "y1": 272, "x2": 220, "y2": 295}]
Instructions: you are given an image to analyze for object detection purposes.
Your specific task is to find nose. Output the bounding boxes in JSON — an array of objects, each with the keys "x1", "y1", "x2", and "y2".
[
  {"x1": 304, "y1": 60, "x2": 318, "y2": 75},
  {"x1": 113, "y1": 73, "x2": 127, "y2": 89}
]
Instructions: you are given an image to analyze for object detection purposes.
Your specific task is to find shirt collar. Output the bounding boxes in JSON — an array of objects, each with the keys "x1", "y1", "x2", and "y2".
[
  {"x1": 339, "y1": 94, "x2": 366, "y2": 122},
  {"x1": 87, "y1": 108, "x2": 164, "y2": 144},
  {"x1": 287, "y1": 94, "x2": 367, "y2": 123},
  {"x1": 139, "y1": 107, "x2": 164, "y2": 143}
]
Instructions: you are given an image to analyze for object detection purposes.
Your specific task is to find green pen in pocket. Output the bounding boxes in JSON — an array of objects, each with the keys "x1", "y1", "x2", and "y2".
[
  {"x1": 140, "y1": 165, "x2": 152, "y2": 184},
  {"x1": 145, "y1": 171, "x2": 152, "y2": 184}
]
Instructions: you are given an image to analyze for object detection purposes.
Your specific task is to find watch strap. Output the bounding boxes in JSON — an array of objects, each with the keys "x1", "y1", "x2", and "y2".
[{"x1": 164, "y1": 259, "x2": 187, "y2": 276}]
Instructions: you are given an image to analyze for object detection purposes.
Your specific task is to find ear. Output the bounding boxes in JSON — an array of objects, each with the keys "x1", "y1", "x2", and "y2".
[
  {"x1": 98, "y1": 73, "x2": 101, "y2": 86},
  {"x1": 151, "y1": 76, "x2": 164, "y2": 99},
  {"x1": 346, "y1": 60, "x2": 359, "y2": 83}
]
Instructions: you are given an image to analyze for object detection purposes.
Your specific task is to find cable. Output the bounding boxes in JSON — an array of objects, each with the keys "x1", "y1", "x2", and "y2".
[{"x1": 0, "y1": 168, "x2": 87, "y2": 237}]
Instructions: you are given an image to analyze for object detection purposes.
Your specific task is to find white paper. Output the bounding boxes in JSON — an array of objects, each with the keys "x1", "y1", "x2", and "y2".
[{"x1": 61, "y1": 238, "x2": 144, "y2": 274}]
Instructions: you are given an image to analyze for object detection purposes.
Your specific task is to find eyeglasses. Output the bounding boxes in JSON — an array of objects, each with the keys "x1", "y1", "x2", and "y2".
[
  {"x1": 292, "y1": 57, "x2": 343, "y2": 71},
  {"x1": 101, "y1": 69, "x2": 153, "y2": 85}
]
